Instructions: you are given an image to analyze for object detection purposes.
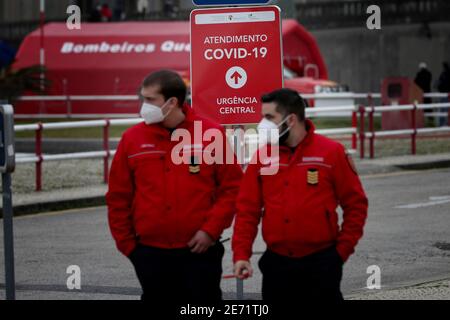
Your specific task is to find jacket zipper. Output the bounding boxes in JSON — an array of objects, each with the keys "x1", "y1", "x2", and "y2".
[{"x1": 325, "y1": 209, "x2": 336, "y2": 238}]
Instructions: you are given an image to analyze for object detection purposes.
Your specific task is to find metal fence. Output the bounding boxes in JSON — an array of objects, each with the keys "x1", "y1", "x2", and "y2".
[
  {"x1": 13, "y1": 92, "x2": 450, "y2": 191},
  {"x1": 360, "y1": 102, "x2": 450, "y2": 159}
]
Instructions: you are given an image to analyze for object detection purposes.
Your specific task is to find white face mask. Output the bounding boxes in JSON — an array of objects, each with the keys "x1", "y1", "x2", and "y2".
[
  {"x1": 257, "y1": 116, "x2": 290, "y2": 145},
  {"x1": 140, "y1": 99, "x2": 171, "y2": 125}
]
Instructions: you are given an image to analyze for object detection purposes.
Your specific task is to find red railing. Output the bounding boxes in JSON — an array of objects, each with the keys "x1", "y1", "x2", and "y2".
[{"x1": 12, "y1": 93, "x2": 450, "y2": 191}]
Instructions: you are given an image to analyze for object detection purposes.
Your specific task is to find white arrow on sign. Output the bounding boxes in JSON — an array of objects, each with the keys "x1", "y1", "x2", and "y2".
[{"x1": 226, "y1": 66, "x2": 247, "y2": 89}]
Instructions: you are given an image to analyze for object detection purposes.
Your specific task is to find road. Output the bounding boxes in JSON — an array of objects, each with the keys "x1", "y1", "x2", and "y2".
[{"x1": 1, "y1": 168, "x2": 450, "y2": 300}]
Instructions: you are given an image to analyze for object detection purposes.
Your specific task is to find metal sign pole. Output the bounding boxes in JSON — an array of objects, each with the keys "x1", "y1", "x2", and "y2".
[
  {"x1": 191, "y1": 3, "x2": 283, "y2": 301},
  {"x1": 0, "y1": 105, "x2": 16, "y2": 300},
  {"x1": 231, "y1": 124, "x2": 245, "y2": 300},
  {"x1": 2, "y1": 172, "x2": 15, "y2": 300}
]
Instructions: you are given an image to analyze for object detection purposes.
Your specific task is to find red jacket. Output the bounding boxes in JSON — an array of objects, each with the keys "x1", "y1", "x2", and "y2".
[
  {"x1": 232, "y1": 120, "x2": 368, "y2": 263},
  {"x1": 106, "y1": 106, "x2": 243, "y2": 257}
]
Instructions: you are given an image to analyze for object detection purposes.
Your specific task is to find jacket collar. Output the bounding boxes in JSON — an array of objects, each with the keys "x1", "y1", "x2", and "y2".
[
  {"x1": 278, "y1": 119, "x2": 315, "y2": 153},
  {"x1": 177, "y1": 103, "x2": 196, "y2": 128},
  {"x1": 143, "y1": 103, "x2": 195, "y2": 136}
]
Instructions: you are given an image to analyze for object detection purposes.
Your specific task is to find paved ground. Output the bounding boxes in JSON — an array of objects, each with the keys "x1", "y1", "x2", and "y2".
[
  {"x1": 1, "y1": 164, "x2": 450, "y2": 300},
  {"x1": 348, "y1": 278, "x2": 450, "y2": 300}
]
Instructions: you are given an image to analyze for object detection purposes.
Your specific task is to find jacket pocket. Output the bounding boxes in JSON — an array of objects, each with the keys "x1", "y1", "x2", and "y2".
[
  {"x1": 129, "y1": 151, "x2": 164, "y2": 166},
  {"x1": 130, "y1": 152, "x2": 165, "y2": 185},
  {"x1": 325, "y1": 205, "x2": 339, "y2": 239},
  {"x1": 287, "y1": 205, "x2": 336, "y2": 245}
]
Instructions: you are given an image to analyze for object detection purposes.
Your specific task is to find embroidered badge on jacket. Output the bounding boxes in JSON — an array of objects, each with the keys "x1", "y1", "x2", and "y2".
[
  {"x1": 189, "y1": 155, "x2": 200, "y2": 174},
  {"x1": 307, "y1": 168, "x2": 319, "y2": 185}
]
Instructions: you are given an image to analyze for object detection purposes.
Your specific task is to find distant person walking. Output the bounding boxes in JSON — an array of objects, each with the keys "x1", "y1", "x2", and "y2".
[
  {"x1": 414, "y1": 62, "x2": 432, "y2": 104},
  {"x1": 437, "y1": 62, "x2": 450, "y2": 94},
  {"x1": 100, "y1": 4, "x2": 113, "y2": 22},
  {"x1": 437, "y1": 62, "x2": 450, "y2": 126},
  {"x1": 164, "y1": 0, "x2": 176, "y2": 18},
  {"x1": 113, "y1": 0, "x2": 126, "y2": 21},
  {"x1": 137, "y1": 0, "x2": 149, "y2": 19},
  {"x1": 89, "y1": 5, "x2": 102, "y2": 22}
]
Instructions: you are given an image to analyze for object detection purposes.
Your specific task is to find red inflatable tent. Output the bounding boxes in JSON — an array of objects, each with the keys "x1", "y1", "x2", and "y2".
[{"x1": 14, "y1": 20, "x2": 328, "y2": 118}]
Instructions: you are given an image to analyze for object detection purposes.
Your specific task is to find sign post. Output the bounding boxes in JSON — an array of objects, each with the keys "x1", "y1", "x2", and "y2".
[
  {"x1": 193, "y1": 0, "x2": 272, "y2": 6},
  {"x1": 190, "y1": 6, "x2": 283, "y2": 125},
  {"x1": 191, "y1": 4, "x2": 282, "y2": 299},
  {"x1": 1, "y1": 105, "x2": 16, "y2": 300}
]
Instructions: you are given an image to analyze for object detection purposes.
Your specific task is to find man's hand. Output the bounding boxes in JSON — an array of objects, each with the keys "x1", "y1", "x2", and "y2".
[
  {"x1": 188, "y1": 230, "x2": 214, "y2": 254},
  {"x1": 234, "y1": 260, "x2": 253, "y2": 280}
]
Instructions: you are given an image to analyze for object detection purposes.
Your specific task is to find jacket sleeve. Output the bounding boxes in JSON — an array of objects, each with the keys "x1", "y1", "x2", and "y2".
[
  {"x1": 332, "y1": 144, "x2": 368, "y2": 262},
  {"x1": 200, "y1": 135, "x2": 243, "y2": 241},
  {"x1": 106, "y1": 134, "x2": 137, "y2": 257},
  {"x1": 232, "y1": 161, "x2": 264, "y2": 263}
]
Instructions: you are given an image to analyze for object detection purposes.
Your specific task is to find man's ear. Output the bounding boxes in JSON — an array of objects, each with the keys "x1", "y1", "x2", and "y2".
[
  {"x1": 288, "y1": 113, "x2": 297, "y2": 126},
  {"x1": 169, "y1": 97, "x2": 181, "y2": 108}
]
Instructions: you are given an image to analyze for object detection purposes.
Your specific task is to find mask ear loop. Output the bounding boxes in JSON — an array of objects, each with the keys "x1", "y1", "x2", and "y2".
[
  {"x1": 160, "y1": 97, "x2": 174, "y2": 119},
  {"x1": 278, "y1": 114, "x2": 292, "y2": 138}
]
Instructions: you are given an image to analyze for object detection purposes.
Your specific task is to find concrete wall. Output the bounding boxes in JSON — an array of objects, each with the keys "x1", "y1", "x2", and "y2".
[{"x1": 312, "y1": 22, "x2": 450, "y2": 92}]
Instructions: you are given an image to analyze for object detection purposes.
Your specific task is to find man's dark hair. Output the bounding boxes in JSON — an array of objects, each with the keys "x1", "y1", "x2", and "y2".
[
  {"x1": 141, "y1": 69, "x2": 187, "y2": 107},
  {"x1": 261, "y1": 88, "x2": 307, "y2": 122}
]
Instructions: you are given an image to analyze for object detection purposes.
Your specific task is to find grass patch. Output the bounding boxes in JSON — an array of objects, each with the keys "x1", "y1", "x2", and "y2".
[
  {"x1": 361, "y1": 135, "x2": 450, "y2": 158},
  {"x1": 15, "y1": 118, "x2": 130, "y2": 139}
]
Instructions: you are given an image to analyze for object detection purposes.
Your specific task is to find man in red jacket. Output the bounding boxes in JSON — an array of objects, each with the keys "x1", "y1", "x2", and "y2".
[
  {"x1": 106, "y1": 70, "x2": 243, "y2": 302},
  {"x1": 232, "y1": 88, "x2": 368, "y2": 302}
]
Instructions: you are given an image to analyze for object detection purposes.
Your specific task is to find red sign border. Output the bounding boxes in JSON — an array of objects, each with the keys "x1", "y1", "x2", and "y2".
[{"x1": 190, "y1": 5, "x2": 284, "y2": 125}]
